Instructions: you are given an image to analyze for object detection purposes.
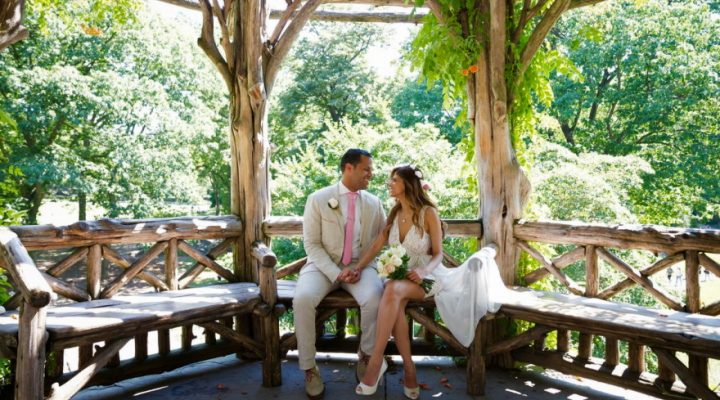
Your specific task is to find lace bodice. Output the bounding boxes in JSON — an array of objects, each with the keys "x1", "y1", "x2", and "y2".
[{"x1": 388, "y1": 206, "x2": 431, "y2": 271}]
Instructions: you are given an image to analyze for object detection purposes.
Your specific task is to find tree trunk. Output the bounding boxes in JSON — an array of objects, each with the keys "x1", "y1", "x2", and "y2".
[
  {"x1": 23, "y1": 183, "x2": 44, "y2": 225},
  {"x1": 474, "y1": 1, "x2": 530, "y2": 286},
  {"x1": 229, "y1": 88, "x2": 269, "y2": 283},
  {"x1": 79, "y1": 192, "x2": 87, "y2": 221}
]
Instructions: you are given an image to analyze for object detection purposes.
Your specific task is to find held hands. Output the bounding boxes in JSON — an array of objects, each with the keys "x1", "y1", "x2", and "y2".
[
  {"x1": 405, "y1": 269, "x2": 425, "y2": 284},
  {"x1": 337, "y1": 267, "x2": 361, "y2": 284}
]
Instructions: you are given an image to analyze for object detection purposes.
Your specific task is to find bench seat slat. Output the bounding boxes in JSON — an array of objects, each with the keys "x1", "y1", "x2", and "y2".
[
  {"x1": 501, "y1": 288, "x2": 720, "y2": 358},
  {"x1": 0, "y1": 283, "x2": 261, "y2": 343},
  {"x1": 277, "y1": 280, "x2": 436, "y2": 308}
]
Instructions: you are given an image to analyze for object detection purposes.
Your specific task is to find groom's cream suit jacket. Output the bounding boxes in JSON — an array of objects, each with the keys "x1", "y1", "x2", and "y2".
[{"x1": 302, "y1": 183, "x2": 386, "y2": 282}]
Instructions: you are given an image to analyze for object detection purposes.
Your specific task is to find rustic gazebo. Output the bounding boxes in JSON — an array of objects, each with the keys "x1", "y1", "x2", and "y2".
[{"x1": 0, "y1": 1, "x2": 719, "y2": 399}]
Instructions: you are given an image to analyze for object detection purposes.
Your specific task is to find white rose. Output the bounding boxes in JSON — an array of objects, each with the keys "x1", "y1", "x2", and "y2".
[
  {"x1": 390, "y1": 255, "x2": 402, "y2": 266},
  {"x1": 328, "y1": 198, "x2": 339, "y2": 209},
  {"x1": 383, "y1": 263, "x2": 396, "y2": 275}
]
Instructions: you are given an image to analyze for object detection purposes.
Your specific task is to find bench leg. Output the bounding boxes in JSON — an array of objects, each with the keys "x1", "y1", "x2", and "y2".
[
  {"x1": 261, "y1": 306, "x2": 282, "y2": 387},
  {"x1": 15, "y1": 304, "x2": 47, "y2": 400},
  {"x1": 466, "y1": 319, "x2": 487, "y2": 395}
]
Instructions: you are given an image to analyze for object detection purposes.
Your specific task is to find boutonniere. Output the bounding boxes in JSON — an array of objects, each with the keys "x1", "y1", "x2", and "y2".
[{"x1": 328, "y1": 197, "x2": 339, "y2": 209}]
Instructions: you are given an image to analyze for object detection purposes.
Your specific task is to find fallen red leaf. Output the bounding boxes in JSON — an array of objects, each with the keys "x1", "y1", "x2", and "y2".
[
  {"x1": 443, "y1": 383, "x2": 453, "y2": 389},
  {"x1": 439, "y1": 377, "x2": 449, "y2": 384},
  {"x1": 419, "y1": 382, "x2": 430, "y2": 390}
]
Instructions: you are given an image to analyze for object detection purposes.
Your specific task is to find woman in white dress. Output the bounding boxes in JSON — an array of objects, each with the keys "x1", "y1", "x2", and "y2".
[
  {"x1": 353, "y1": 165, "x2": 442, "y2": 398},
  {"x1": 353, "y1": 165, "x2": 508, "y2": 398}
]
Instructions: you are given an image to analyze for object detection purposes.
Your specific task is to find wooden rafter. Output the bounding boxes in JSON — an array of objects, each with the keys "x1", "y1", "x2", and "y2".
[{"x1": 268, "y1": 9, "x2": 428, "y2": 23}]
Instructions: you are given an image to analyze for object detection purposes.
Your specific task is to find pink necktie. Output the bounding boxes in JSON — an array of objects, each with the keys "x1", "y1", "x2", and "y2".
[{"x1": 341, "y1": 192, "x2": 358, "y2": 265}]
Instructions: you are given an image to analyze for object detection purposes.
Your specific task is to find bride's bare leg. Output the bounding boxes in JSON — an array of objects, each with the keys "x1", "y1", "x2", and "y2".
[
  {"x1": 361, "y1": 280, "x2": 424, "y2": 387},
  {"x1": 391, "y1": 301, "x2": 418, "y2": 389}
]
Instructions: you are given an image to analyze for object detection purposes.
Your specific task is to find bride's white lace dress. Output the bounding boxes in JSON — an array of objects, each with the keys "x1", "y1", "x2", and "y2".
[{"x1": 388, "y1": 207, "x2": 510, "y2": 346}]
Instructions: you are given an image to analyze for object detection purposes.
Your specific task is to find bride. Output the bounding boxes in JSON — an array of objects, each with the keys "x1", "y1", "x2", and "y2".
[{"x1": 352, "y1": 165, "x2": 508, "y2": 398}]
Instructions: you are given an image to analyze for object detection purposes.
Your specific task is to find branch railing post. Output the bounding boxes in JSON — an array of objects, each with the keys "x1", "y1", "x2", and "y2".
[
  {"x1": 0, "y1": 228, "x2": 52, "y2": 400},
  {"x1": 252, "y1": 242, "x2": 282, "y2": 387}
]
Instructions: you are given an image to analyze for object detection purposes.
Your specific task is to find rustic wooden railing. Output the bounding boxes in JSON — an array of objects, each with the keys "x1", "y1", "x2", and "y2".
[
  {"x1": 514, "y1": 220, "x2": 720, "y2": 399},
  {"x1": 265, "y1": 216, "x2": 720, "y2": 399},
  {"x1": 1, "y1": 216, "x2": 268, "y2": 394},
  {"x1": 3, "y1": 215, "x2": 718, "y2": 398}
]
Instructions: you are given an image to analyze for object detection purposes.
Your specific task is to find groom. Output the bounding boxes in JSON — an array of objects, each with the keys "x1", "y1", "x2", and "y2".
[{"x1": 294, "y1": 148, "x2": 386, "y2": 399}]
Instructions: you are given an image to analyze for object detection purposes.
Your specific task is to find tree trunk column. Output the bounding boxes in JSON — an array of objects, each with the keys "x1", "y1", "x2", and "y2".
[{"x1": 473, "y1": 2, "x2": 530, "y2": 285}]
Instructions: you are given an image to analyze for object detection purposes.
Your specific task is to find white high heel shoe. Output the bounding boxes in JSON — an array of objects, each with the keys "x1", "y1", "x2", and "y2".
[
  {"x1": 355, "y1": 359, "x2": 388, "y2": 395},
  {"x1": 403, "y1": 385, "x2": 420, "y2": 399}
]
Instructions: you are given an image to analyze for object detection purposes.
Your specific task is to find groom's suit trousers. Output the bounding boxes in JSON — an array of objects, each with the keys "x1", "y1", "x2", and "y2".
[{"x1": 293, "y1": 266, "x2": 383, "y2": 370}]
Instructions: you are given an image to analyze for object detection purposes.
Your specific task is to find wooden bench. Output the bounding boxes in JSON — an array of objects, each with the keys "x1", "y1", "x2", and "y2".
[
  {"x1": 276, "y1": 268, "x2": 720, "y2": 399},
  {"x1": 0, "y1": 218, "x2": 282, "y2": 400}
]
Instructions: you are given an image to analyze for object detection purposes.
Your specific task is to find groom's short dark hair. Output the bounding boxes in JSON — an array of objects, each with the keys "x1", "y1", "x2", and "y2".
[{"x1": 340, "y1": 149, "x2": 372, "y2": 171}]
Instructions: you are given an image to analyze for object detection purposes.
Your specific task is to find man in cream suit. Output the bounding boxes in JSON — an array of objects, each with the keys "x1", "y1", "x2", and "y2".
[{"x1": 294, "y1": 149, "x2": 385, "y2": 399}]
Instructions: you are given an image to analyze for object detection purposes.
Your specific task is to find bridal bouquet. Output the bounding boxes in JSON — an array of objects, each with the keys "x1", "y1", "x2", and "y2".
[{"x1": 377, "y1": 245, "x2": 434, "y2": 293}]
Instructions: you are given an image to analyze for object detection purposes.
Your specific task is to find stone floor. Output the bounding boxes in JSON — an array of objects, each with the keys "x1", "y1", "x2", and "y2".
[{"x1": 74, "y1": 352, "x2": 661, "y2": 400}]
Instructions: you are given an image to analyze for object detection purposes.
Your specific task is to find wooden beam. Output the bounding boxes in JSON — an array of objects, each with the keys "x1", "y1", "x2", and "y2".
[
  {"x1": 198, "y1": 321, "x2": 264, "y2": 358},
  {"x1": 11, "y1": 216, "x2": 242, "y2": 250},
  {"x1": 263, "y1": 216, "x2": 482, "y2": 238},
  {"x1": 486, "y1": 325, "x2": 553, "y2": 355},
  {"x1": 406, "y1": 308, "x2": 468, "y2": 356},
  {"x1": 100, "y1": 241, "x2": 168, "y2": 298},
  {"x1": 598, "y1": 252, "x2": 683, "y2": 301},
  {"x1": 652, "y1": 347, "x2": 719, "y2": 400},
  {"x1": 155, "y1": 0, "x2": 419, "y2": 12},
  {"x1": 516, "y1": 240, "x2": 584, "y2": 295},
  {"x1": 269, "y1": 9, "x2": 427, "y2": 23},
  {"x1": 597, "y1": 248, "x2": 682, "y2": 310},
  {"x1": 0, "y1": 228, "x2": 52, "y2": 307},
  {"x1": 177, "y1": 240, "x2": 236, "y2": 282},
  {"x1": 523, "y1": 246, "x2": 585, "y2": 284},
  {"x1": 102, "y1": 245, "x2": 169, "y2": 291},
  {"x1": 178, "y1": 238, "x2": 233, "y2": 288},
  {"x1": 48, "y1": 339, "x2": 130, "y2": 400},
  {"x1": 514, "y1": 220, "x2": 720, "y2": 254}
]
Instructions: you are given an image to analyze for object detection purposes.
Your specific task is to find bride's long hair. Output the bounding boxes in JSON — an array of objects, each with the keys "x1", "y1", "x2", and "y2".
[{"x1": 384, "y1": 165, "x2": 436, "y2": 236}]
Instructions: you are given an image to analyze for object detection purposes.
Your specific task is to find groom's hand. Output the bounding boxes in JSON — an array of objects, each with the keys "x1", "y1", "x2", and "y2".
[{"x1": 337, "y1": 267, "x2": 359, "y2": 283}]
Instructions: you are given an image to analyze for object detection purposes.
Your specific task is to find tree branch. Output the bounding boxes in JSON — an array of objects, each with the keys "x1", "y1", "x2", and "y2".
[
  {"x1": 517, "y1": 0, "x2": 570, "y2": 78},
  {"x1": 269, "y1": 0, "x2": 301, "y2": 46},
  {"x1": 211, "y1": 0, "x2": 234, "y2": 72},
  {"x1": 265, "y1": 0, "x2": 323, "y2": 95},
  {"x1": 423, "y1": 0, "x2": 445, "y2": 23},
  {"x1": 196, "y1": 0, "x2": 232, "y2": 92},
  {"x1": 568, "y1": 0, "x2": 605, "y2": 10},
  {"x1": 0, "y1": 0, "x2": 28, "y2": 51}
]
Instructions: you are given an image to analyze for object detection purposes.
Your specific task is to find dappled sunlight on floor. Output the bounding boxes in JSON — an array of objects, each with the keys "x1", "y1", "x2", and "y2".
[{"x1": 74, "y1": 352, "x2": 662, "y2": 400}]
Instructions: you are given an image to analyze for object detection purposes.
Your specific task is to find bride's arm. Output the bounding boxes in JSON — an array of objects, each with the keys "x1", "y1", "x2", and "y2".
[
  {"x1": 408, "y1": 207, "x2": 443, "y2": 281},
  {"x1": 353, "y1": 228, "x2": 389, "y2": 272}
]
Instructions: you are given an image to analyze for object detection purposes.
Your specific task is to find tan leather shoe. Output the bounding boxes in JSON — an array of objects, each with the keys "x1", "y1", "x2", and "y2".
[
  {"x1": 305, "y1": 366, "x2": 325, "y2": 399},
  {"x1": 356, "y1": 351, "x2": 371, "y2": 382}
]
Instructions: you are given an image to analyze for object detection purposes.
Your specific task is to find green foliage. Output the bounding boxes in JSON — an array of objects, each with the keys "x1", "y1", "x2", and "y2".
[
  {"x1": 407, "y1": 11, "x2": 480, "y2": 107},
  {"x1": 390, "y1": 78, "x2": 465, "y2": 145},
  {"x1": 545, "y1": 0, "x2": 720, "y2": 225},
  {"x1": 271, "y1": 21, "x2": 386, "y2": 149},
  {"x1": 525, "y1": 135, "x2": 653, "y2": 223},
  {"x1": 0, "y1": 1, "x2": 227, "y2": 222}
]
